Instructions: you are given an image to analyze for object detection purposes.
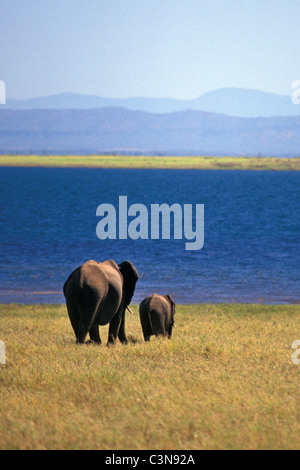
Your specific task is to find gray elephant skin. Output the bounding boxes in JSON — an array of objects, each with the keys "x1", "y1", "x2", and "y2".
[
  {"x1": 139, "y1": 293, "x2": 176, "y2": 341},
  {"x1": 63, "y1": 259, "x2": 138, "y2": 345}
]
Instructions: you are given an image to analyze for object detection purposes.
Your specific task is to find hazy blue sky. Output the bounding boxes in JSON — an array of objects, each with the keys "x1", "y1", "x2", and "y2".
[{"x1": 1, "y1": 0, "x2": 299, "y2": 99}]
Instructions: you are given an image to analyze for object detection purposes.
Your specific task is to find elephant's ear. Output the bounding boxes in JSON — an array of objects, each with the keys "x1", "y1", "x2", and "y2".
[
  {"x1": 166, "y1": 294, "x2": 176, "y2": 323},
  {"x1": 118, "y1": 261, "x2": 139, "y2": 307}
]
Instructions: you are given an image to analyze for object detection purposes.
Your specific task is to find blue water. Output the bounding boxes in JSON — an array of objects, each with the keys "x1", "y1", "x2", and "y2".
[{"x1": 0, "y1": 167, "x2": 299, "y2": 304}]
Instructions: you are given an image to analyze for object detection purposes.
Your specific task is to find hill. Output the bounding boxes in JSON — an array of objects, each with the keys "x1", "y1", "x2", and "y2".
[
  {"x1": 4, "y1": 88, "x2": 300, "y2": 118},
  {"x1": 0, "y1": 107, "x2": 299, "y2": 157}
]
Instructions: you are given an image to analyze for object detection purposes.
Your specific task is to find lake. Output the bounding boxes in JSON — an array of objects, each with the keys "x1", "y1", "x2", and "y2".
[{"x1": 0, "y1": 167, "x2": 299, "y2": 304}]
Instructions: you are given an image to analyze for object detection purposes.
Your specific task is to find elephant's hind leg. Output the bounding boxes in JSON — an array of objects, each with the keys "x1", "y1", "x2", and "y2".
[
  {"x1": 66, "y1": 300, "x2": 80, "y2": 342},
  {"x1": 77, "y1": 305, "x2": 98, "y2": 344},
  {"x1": 151, "y1": 310, "x2": 165, "y2": 337},
  {"x1": 89, "y1": 325, "x2": 101, "y2": 344},
  {"x1": 77, "y1": 323, "x2": 88, "y2": 344},
  {"x1": 139, "y1": 310, "x2": 152, "y2": 341}
]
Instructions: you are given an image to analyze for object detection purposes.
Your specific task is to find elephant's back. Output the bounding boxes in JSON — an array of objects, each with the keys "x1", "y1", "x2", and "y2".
[
  {"x1": 78, "y1": 261, "x2": 109, "y2": 291},
  {"x1": 80, "y1": 260, "x2": 123, "y2": 317},
  {"x1": 140, "y1": 294, "x2": 167, "y2": 315},
  {"x1": 149, "y1": 293, "x2": 168, "y2": 312}
]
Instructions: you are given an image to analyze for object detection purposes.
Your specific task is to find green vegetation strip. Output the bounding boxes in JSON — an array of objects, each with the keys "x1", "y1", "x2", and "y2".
[
  {"x1": 0, "y1": 154, "x2": 299, "y2": 170},
  {"x1": 1, "y1": 303, "x2": 299, "y2": 450}
]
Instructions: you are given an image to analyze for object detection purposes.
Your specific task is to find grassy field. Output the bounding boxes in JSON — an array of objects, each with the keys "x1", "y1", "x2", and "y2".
[
  {"x1": 0, "y1": 303, "x2": 300, "y2": 450},
  {"x1": 0, "y1": 154, "x2": 299, "y2": 170}
]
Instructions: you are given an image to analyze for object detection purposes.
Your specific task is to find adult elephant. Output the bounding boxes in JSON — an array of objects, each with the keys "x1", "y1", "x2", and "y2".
[
  {"x1": 139, "y1": 293, "x2": 175, "y2": 341},
  {"x1": 63, "y1": 259, "x2": 138, "y2": 345}
]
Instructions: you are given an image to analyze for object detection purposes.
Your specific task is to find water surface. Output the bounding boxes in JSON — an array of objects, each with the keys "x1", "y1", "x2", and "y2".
[{"x1": 0, "y1": 167, "x2": 299, "y2": 304}]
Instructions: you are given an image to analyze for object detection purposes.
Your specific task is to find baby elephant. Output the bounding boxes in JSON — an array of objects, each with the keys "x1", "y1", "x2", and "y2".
[{"x1": 139, "y1": 293, "x2": 175, "y2": 341}]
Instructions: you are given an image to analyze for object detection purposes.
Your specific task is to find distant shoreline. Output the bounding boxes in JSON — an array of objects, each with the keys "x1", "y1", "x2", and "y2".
[{"x1": 0, "y1": 154, "x2": 299, "y2": 171}]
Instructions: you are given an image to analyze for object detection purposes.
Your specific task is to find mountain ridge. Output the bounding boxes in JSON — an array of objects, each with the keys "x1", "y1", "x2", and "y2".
[
  {"x1": 3, "y1": 87, "x2": 299, "y2": 118},
  {"x1": 0, "y1": 107, "x2": 299, "y2": 157}
]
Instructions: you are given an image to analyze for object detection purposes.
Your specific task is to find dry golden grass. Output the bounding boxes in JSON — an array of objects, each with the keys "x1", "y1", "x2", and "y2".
[
  {"x1": 0, "y1": 154, "x2": 299, "y2": 170},
  {"x1": 0, "y1": 303, "x2": 300, "y2": 450}
]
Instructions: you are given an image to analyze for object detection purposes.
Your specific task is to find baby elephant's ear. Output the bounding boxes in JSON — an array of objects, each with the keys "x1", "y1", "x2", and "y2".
[{"x1": 166, "y1": 294, "x2": 175, "y2": 318}]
